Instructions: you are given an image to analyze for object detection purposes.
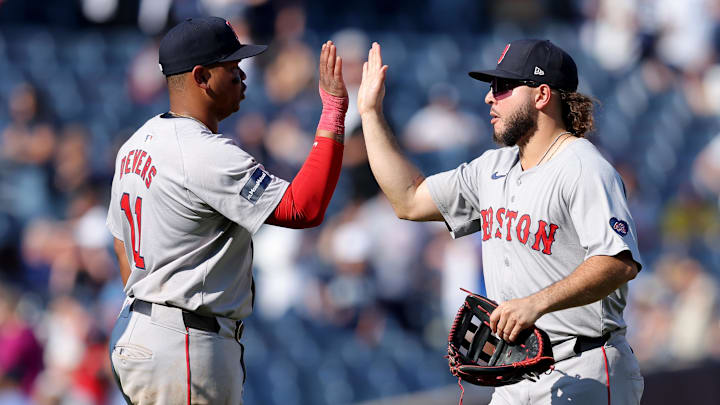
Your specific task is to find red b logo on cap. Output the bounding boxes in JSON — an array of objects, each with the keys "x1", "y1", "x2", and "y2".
[
  {"x1": 226, "y1": 20, "x2": 239, "y2": 41},
  {"x1": 497, "y1": 44, "x2": 510, "y2": 65}
]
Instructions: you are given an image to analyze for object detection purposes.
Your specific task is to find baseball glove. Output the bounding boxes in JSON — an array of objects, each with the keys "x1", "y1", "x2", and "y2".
[{"x1": 447, "y1": 290, "x2": 555, "y2": 387}]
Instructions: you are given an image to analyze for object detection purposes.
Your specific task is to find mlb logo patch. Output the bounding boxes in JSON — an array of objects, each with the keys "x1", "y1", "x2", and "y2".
[
  {"x1": 609, "y1": 217, "x2": 628, "y2": 237},
  {"x1": 240, "y1": 168, "x2": 271, "y2": 204}
]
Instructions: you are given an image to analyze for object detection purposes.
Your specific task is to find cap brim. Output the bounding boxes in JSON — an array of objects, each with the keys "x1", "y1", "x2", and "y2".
[
  {"x1": 468, "y1": 69, "x2": 526, "y2": 83},
  {"x1": 220, "y1": 44, "x2": 268, "y2": 62}
]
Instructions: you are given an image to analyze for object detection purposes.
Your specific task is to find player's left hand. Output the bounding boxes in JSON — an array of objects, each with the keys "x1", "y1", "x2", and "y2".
[
  {"x1": 490, "y1": 296, "x2": 544, "y2": 343},
  {"x1": 319, "y1": 40, "x2": 348, "y2": 98}
]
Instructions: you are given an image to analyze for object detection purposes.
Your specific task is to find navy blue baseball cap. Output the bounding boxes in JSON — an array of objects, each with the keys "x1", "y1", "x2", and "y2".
[
  {"x1": 469, "y1": 39, "x2": 578, "y2": 92},
  {"x1": 159, "y1": 16, "x2": 267, "y2": 76}
]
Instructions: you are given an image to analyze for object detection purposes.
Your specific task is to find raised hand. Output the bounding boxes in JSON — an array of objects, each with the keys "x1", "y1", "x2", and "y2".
[
  {"x1": 358, "y1": 42, "x2": 389, "y2": 116},
  {"x1": 319, "y1": 41, "x2": 347, "y2": 98}
]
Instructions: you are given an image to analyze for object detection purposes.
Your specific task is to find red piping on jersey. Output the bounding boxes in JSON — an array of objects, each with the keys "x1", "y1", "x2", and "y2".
[
  {"x1": 266, "y1": 136, "x2": 343, "y2": 228},
  {"x1": 602, "y1": 346, "x2": 610, "y2": 405},
  {"x1": 185, "y1": 328, "x2": 191, "y2": 405}
]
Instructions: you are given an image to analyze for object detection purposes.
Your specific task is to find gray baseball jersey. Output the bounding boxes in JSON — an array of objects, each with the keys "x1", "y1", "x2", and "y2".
[
  {"x1": 106, "y1": 114, "x2": 289, "y2": 320},
  {"x1": 426, "y1": 138, "x2": 642, "y2": 343}
]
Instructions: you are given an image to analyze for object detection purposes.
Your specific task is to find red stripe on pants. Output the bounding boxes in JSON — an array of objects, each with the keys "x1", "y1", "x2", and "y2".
[
  {"x1": 602, "y1": 346, "x2": 611, "y2": 405},
  {"x1": 185, "y1": 328, "x2": 191, "y2": 405}
]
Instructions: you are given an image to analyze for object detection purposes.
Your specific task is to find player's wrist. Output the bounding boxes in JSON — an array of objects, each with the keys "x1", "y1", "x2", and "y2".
[
  {"x1": 315, "y1": 131, "x2": 345, "y2": 145},
  {"x1": 359, "y1": 108, "x2": 384, "y2": 121},
  {"x1": 317, "y1": 86, "x2": 348, "y2": 135},
  {"x1": 529, "y1": 292, "x2": 553, "y2": 317}
]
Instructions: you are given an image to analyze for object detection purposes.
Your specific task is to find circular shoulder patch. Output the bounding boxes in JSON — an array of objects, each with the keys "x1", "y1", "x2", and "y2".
[{"x1": 609, "y1": 217, "x2": 629, "y2": 237}]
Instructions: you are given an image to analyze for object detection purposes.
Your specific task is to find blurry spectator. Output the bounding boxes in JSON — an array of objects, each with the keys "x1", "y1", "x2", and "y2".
[
  {"x1": 616, "y1": 162, "x2": 661, "y2": 253},
  {"x1": 0, "y1": 282, "x2": 43, "y2": 397},
  {"x1": 80, "y1": 0, "x2": 119, "y2": 24},
  {"x1": 1, "y1": 83, "x2": 56, "y2": 166},
  {"x1": 233, "y1": 111, "x2": 271, "y2": 163},
  {"x1": 401, "y1": 82, "x2": 481, "y2": 173},
  {"x1": 355, "y1": 195, "x2": 427, "y2": 327},
  {"x1": 332, "y1": 29, "x2": 369, "y2": 135},
  {"x1": 33, "y1": 295, "x2": 96, "y2": 405},
  {"x1": 492, "y1": 0, "x2": 545, "y2": 26},
  {"x1": 0, "y1": 83, "x2": 56, "y2": 224},
  {"x1": 263, "y1": 112, "x2": 313, "y2": 178},
  {"x1": 69, "y1": 186, "x2": 115, "y2": 291},
  {"x1": 339, "y1": 125, "x2": 379, "y2": 203},
  {"x1": 200, "y1": 0, "x2": 259, "y2": 18},
  {"x1": 628, "y1": 254, "x2": 720, "y2": 369},
  {"x1": 21, "y1": 219, "x2": 77, "y2": 295},
  {"x1": 701, "y1": 64, "x2": 720, "y2": 115},
  {"x1": 625, "y1": 269, "x2": 673, "y2": 368},
  {"x1": 53, "y1": 124, "x2": 92, "y2": 197},
  {"x1": 661, "y1": 186, "x2": 720, "y2": 253},
  {"x1": 656, "y1": 255, "x2": 719, "y2": 365},
  {"x1": 437, "y1": 228, "x2": 481, "y2": 328},
  {"x1": 253, "y1": 225, "x2": 304, "y2": 319},
  {"x1": 652, "y1": 0, "x2": 715, "y2": 74},
  {"x1": 580, "y1": 0, "x2": 640, "y2": 72},
  {"x1": 315, "y1": 201, "x2": 377, "y2": 332},
  {"x1": 137, "y1": 0, "x2": 172, "y2": 34},
  {"x1": 315, "y1": 193, "x2": 430, "y2": 338},
  {"x1": 230, "y1": 16, "x2": 264, "y2": 83},
  {"x1": 274, "y1": 4, "x2": 306, "y2": 43},
  {"x1": 263, "y1": 40, "x2": 315, "y2": 103},
  {"x1": 127, "y1": 39, "x2": 165, "y2": 105},
  {"x1": 693, "y1": 134, "x2": 720, "y2": 206},
  {"x1": 19, "y1": 184, "x2": 113, "y2": 296}
]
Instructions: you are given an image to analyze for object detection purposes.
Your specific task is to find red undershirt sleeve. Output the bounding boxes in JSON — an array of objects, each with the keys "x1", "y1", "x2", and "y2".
[{"x1": 265, "y1": 136, "x2": 343, "y2": 228}]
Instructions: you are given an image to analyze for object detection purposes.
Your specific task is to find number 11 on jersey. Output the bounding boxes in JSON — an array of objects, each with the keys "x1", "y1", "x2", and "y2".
[{"x1": 120, "y1": 193, "x2": 146, "y2": 269}]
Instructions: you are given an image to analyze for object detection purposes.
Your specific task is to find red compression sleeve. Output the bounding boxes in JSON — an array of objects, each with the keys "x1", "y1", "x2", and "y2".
[{"x1": 265, "y1": 137, "x2": 343, "y2": 228}]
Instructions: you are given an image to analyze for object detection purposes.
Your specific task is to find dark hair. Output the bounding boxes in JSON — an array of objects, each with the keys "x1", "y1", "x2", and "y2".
[
  {"x1": 166, "y1": 73, "x2": 186, "y2": 91},
  {"x1": 558, "y1": 91, "x2": 596, "y2": 138}
]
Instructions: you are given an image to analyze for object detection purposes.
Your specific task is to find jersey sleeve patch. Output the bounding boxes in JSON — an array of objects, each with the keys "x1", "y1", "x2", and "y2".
[
  {"x1": 609, "y1": 217, "x2": 629, "y2": 237},
  {"x1": 240, "y1": 168, "x2": 272, "y2": 204}
]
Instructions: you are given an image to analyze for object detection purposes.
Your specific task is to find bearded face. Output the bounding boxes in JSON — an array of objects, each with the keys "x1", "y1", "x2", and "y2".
[{"x1": 492, "y1": 98, "x2": 538, "y2": 147}]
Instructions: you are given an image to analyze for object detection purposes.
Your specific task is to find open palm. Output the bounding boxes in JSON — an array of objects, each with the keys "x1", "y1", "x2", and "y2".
[
  {"x1": 358, "y1": 42, "x2": 388, "y2": 116},
  {"x1": 319, "y1": 41, "x2": 347, "y2": 98}
]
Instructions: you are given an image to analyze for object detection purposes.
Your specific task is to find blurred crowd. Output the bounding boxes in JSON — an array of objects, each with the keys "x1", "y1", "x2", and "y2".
[{"x1": 1, "y1": 0, "x2": 720, "y2": 404}]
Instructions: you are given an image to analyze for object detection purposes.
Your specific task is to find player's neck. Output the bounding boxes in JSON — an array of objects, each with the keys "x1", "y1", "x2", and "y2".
[
  {"x1": 518, "y1": 125, "x2": 572, "y2": 171},
  {"x1": 168, "y1": 100, "x2": 219, "y2": 133}
]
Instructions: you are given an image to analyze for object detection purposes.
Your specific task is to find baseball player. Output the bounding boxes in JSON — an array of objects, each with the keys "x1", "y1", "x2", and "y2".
[
  {"x1": 106, "y1": 17, "x2": 348, "y2": 404},
  {"x1": 358, "y1": 40, "x2": 644, "y2": 404}
]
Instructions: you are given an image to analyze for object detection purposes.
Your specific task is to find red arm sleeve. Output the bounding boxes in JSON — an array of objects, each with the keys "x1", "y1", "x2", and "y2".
[{"x1": 265, "y1": 136, "x2": 343, "y2": 228}]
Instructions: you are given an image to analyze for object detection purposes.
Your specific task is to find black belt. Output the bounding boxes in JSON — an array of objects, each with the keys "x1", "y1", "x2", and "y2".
[
  {"x1": 131, "y1": 299, "x2": 220, "y2": 334},
  {"x1": 572, "y1": 333, "x2": 610, "y2": 354}
]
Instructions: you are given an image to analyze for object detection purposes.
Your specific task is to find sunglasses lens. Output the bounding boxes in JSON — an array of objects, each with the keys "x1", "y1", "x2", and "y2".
[{"x1": 492, "y1": 78, "x2": 511, "y2": 95}]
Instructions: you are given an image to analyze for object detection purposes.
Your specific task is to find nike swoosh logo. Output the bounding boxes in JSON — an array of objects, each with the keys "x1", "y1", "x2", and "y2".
[{"x1": 491, "y1": 172, "x2": 506, "y2": 180}]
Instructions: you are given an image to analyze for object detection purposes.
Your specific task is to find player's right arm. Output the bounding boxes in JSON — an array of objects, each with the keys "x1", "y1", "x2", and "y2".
[
  {"x1": 357, "y1": 42, "x2": 442, "y2": 222},
  {"x1": 265, "y1": 41, "x2": 347, "y2": 228}
]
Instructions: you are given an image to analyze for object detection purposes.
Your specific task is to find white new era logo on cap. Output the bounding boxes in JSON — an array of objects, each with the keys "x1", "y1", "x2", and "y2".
[{"x1": 534, "y1": 66, "x2": 545, "y2": 76}]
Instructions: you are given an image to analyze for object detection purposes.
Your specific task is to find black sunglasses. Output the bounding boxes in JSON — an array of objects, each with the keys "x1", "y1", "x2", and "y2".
[{"x1": 490, "y1": 78, "x2": 541, "y2": 96}]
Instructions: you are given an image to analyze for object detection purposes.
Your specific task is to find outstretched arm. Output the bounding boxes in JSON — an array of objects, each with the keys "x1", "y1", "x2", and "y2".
[
  {"x1": 358, "y1": 43, "x2": 442, "y2": 221},
  {"x1": 266, "y1": 41, "x2": 347, "y2": 228},
  {"x1": 490, "y1": 251, "x2": 639, "y2": 342}
]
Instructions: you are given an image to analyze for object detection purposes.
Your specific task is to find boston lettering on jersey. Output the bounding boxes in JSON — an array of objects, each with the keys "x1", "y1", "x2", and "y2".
[
  {"x1": 479, "y1": 206, "x2": 559, "y2": 255},
  {"x1": 119, "y1": 148, "x2": 157, "y2": 189}
]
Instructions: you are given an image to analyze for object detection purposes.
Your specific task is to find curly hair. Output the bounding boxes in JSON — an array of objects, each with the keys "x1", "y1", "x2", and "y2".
[{"x1": 558, "y1": 91, "x2": 597, "y2": 138}]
